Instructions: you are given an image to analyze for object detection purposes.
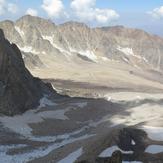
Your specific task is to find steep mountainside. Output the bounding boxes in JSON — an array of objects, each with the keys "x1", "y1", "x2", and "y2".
[
  {"x1": 0, "y1": 29, "x2": 52, "y2": 115},
  {"x1": 1, "y1": 15, "x2": 163, "y2": 70},
  {"x1": 1, "y1": 15, "x2": 163, "y2": 93}
]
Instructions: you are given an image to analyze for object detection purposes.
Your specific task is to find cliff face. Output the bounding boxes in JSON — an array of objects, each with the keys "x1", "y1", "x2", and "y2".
[{"x1": 0, "y1": 29, "x2": 45, "y2": 115}]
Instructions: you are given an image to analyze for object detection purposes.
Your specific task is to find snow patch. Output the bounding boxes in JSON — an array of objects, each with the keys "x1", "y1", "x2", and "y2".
[
  {"x1": 117, "y1": 46, "x2": 141, "y2": 59},
  {"x1": 57, "y1": 148, "x2": 83, "y2": 163},
  {"x1": 143, "y1": 57, "x2": 149, "y2": 63},
  {"x1": 70, "y1": 48, "x2": 97, "y2": 62},
  {"x1": 117, "y1": 46, "x2": 134, "y2": 56},
  {"x1": 15, "y1": 26, "x2": 24, "y2": 37},
  {"x1": 145, "y1": 145, "x2": 163, "y2": 154},
  {"x1": 42, "y1": 35, "x2": 54, "y2": 46},
  {"x1": 18, "y1": 46, "x2": 40, "y2": 54},
  {"x1": 0, "y1": 109, "x2": 68, "y2": 137},
  {"x1": 0, "y1": 135, "x2": 92, "y2": 163},
  {"x1": 99, "y1": 145, "x2": 133, "y2": 157},
  {"x1": 38, "y1": 96, "x2": 56, "y2": 108},
  {"x1": 78, "y1": 50, "x2": 97, "y2": 62},
  {"x1": 132, "y1": 140, "x2": 136, "y2": 145},
  {"x1": 141, "y1": 126, "x2": 163, "y2": 141},
  {"x1": 42, "y1": 35, "x2": 72, "y2": 56}
]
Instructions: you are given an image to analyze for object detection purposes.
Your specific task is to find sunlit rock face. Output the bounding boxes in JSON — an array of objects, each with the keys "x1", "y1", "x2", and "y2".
[{"x1": 1, "y1": 15, "x2": 163, "y2": 71}]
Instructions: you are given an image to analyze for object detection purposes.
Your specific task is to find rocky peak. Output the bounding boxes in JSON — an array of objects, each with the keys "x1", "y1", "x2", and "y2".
[{"x1": 0, "y1": 29, "x2": 52, "y2": 115}]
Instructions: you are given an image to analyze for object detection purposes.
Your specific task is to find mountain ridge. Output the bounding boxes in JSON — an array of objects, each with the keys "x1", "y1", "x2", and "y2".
[{"x1": 1, "y1": 15, "x2": 163, "y2": 93}]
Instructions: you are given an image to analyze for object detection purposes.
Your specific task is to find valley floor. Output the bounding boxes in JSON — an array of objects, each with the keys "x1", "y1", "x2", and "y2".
[{"x1": 1, "y1": 81, "x2": 163, "y2": 163}]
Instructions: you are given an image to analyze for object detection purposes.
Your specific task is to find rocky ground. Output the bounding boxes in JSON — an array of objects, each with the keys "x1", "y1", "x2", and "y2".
[{"x1": 1, "y1": 82, "x2": 163, "y2": 163}]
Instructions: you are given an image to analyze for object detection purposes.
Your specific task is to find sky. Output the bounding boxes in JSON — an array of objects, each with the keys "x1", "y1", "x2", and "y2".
[{"x1": 0, "y1": 0, "x2": 163, "y2": 36}]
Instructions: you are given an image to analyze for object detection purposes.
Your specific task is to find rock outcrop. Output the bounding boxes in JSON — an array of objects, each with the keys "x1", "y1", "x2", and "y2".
[{"x1": 0, "y1": 29, "x2": 51, "y2": 115}]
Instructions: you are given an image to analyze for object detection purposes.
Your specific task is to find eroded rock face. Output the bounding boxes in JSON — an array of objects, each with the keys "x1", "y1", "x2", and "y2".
[{"x1": 0, "y1": 29, "x2": 46, "y2": 115}]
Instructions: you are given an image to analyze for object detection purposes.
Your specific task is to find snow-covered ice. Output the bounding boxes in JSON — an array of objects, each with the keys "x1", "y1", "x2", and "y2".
[
  {"x1": 38, "y1": 96, "x2": 57, "y2": 108},
  {"x1": 0, "y1": 108, "x2": 68, "y2": 137},
  {"x1": 42, "y1": 35, "x2": 72, "y2": 56},
  {"x1": 117, "y1": 46, "x2": 134, "y2": 56},
  {"x1": 0, "y1": 96, "x2": 59, "y2": 137},
  {"x1": 141, "y1": 126, "x2": 163, "y2": 141},
  {"x1": 70, "y1": 48, "x2": 98, "y2": 62},
  {"x1": 0, "y1": 135, "x2": 92, "y2": 163},
  {"x1": 99, "y1": 145, "x2": 133, "y2": 157},
  {"x1": 15, "y1": 26, "x2": 24, "y2": 37},
  {"x1": 145, "y1": 145, "x2": 163, "y2": 154},
  {"x1": 18, "y1": 46, "x2": 40, "y2": 54},
  {"x1": 131, "y1": 140, "x2": 136, "y2": 145}
]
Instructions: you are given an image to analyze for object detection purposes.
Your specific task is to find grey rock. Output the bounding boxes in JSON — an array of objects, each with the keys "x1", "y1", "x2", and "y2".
[{"x1": 0, "y1": 29, "x2": 51, "y2": 115}]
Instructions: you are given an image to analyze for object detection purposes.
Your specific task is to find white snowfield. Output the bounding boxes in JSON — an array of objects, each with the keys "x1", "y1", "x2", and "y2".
[
  {"x1": 69, "y1": 47, "x2": 98, "y2": 62},
  {"x1": 117, "y1": 46, "x2": 135, "y2": 56},
  {"x1": 141, "y1": 126, "x2": 163, "y2": 141},
  {"x1": 1, "y1": 91, "x2": 163, "y2": 162},
  {"x1": 15, "y1": 26, "x2": 25, "y2": 37},
  {"x1": 42, "y1": 35, "x2": 72, "y2": 56},
  {"x1": 117, "y1": 46, "x2": 142, "y2": 60},
  {"x1": 57, "y1": 148, "x2": 83, "y2": 163},
  {"x1": 0, "y1": 94, "x2": 92, "y2": 162},
  {"x1": 0, "y1": 135, "x2": 92, "y2": 163},
  {"x1": 38, "y1": 96, "x2": 57, "y2": 108},
  {"x1": 131, "y1": 140, "x2": 136, "y2": 145},
  {"x1": 42, "y1": 35, "x2": 99, "y2": 62},
  {"x1": 99, "y1": 145, "x2": 133, "y2": 157},
  {"x1": 0, "y1": 96, "x2": 65, "y2": 137},
  {"x1": 18, "y1": 46, "x2": 40, "y2": 54},
  {"x1": 145, "y1": 145, "x2": 163, "y2": 154}
]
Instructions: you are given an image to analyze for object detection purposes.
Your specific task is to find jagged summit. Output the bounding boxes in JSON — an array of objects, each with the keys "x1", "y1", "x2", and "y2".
[
  {"x1": 1, "y1": 16, "x2": 163, "y2": 92},
  {"x1": 1, "y1": 15, "x2": 163, "y2": 71},
  {"x1": 16, "y1": 15, "x2": 56, "y2": 27}
]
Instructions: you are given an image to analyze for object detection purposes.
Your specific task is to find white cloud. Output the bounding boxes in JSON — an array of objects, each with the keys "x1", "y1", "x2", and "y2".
[
  {"x1": 0, "y1": 0, "x2": 6, "y2": 15},
  {"x1": 8, "y1": 3, "x2": 18, "y2": 14},
  {"x1": 26, "y1": 8, "x2": 38, "y2": 16},
  {"x1": 70, "y1": 0, "x2": 119, "y2": 24},
  {"x1": 94, "y1": 8, "x2": 119, "y2": 24},
  {"x1": 41, "y1": 0, "x2": 67, "y2": 18},
  {"x1": 71, "y1": 0, "x2": 95, "y2": 11},
  {"x1": 0, "y1": 0, "x2": 18, "y2": 15},
  {"x1": 148, "y1": 6, "x2": 163, "y2": 19}
]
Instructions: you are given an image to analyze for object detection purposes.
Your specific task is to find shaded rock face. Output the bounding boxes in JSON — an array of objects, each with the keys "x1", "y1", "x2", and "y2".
[
  {"x1": 118, "y1": 128, "x2": 147, "y2": 155},
  {"x1": 0, "y1": 29, "x2": 46, "y2": 115}
]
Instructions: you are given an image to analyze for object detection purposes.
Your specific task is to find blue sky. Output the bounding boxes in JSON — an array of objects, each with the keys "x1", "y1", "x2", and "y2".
[{"x1": 0, "y1": 0, "x2": 163, "y2": 36}]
